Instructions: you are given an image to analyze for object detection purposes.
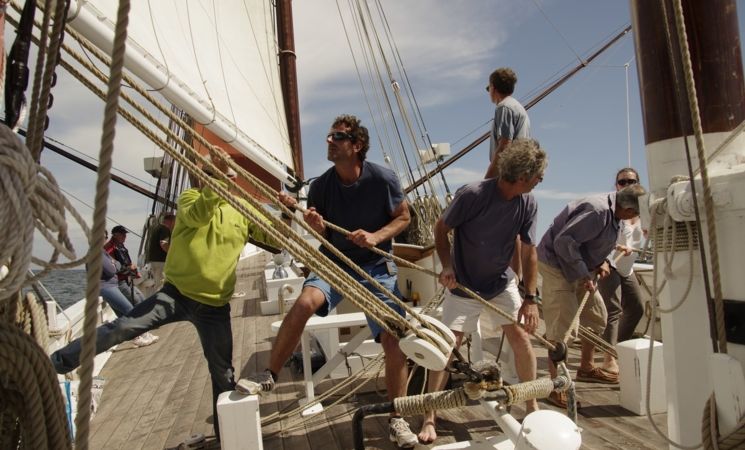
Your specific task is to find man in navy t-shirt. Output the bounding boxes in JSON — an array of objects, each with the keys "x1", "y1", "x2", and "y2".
[
  {"x1": 418, "y1": 139, "x2": 546, "y2": 444},
  {"x1": 240, "y1": 114, "x2": 418, "y2": 448}
]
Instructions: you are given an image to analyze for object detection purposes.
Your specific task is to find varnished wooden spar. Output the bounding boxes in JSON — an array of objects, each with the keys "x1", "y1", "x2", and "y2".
[
  {"x1": 277, "y1": 0, "x2": 304, "y2": 181},
  {"x1": 630, "y1": 0, "x2": 745, "y2": 145}
]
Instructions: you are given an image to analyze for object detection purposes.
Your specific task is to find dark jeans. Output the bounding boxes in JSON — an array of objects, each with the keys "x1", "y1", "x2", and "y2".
[
  {"x1": 598, "y1": 268, "x2": 644, "y2": 346},
  {"x1": 50, "y1": 283, "x2": 235, "y2": 438}
]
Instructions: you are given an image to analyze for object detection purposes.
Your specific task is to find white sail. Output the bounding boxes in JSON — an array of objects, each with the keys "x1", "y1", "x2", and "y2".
[{"x1": 67, "y1": 0, "x2": 294, "y2": 181}]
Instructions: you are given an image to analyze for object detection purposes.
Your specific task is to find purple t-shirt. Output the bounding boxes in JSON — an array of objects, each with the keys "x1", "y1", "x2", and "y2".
[
  {"x1": 308, "y1": 161, "x2": 404, "y2": 266},
  {"x1": 442, "y1": 179, "x2": 537, "y2": 298}
]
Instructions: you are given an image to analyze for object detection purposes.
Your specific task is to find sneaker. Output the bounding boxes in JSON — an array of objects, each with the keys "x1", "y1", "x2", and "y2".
[
  {"x1": 236, "y1": 369, "x2": 275, "y2": 395},
  {"x1": 131, "y1": 334, "x2": 155, "y2": 347},
  {"x1": 142, "y1": 332, "x2": 159, "y2": 345},
  {"x1": 388, "y1": 417, "x2": 417, "y2": 448}
]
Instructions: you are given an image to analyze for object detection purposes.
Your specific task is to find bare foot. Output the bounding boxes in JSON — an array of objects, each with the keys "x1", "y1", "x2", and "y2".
[{"x1": 418, "y1": 419, "x2": 437, "y2": 444}]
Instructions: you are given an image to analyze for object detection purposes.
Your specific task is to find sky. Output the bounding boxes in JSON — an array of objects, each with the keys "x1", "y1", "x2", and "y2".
[{"x1": 8, "y1": 0, "x2": 745, "y2": 269}]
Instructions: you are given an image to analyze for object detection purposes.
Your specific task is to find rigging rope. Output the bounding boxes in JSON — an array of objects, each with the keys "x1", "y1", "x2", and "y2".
[
  {"x1": 670, "y1": 0, "x2": 727, "y2": 354},
  {"x1": 73, "y1": 0, "x2": 132, "y2": 447}
]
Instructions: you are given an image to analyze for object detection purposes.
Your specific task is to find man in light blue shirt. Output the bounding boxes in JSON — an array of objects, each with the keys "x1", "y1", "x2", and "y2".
[{"x1": 485, "y1": 67, "x2": 531, "y2": 179}]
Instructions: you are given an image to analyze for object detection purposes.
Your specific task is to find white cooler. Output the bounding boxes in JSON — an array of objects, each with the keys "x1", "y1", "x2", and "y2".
[{"x1": 617, "y1": 338, "x2": 667, "y2": 415}]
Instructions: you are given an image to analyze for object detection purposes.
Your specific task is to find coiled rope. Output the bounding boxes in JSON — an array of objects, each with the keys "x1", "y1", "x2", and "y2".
[{"x1": 0, "y1": 291, "x2": 71, "y2": 448}]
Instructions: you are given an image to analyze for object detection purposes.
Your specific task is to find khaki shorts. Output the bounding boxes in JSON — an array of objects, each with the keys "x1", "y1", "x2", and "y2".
[
  {"x1": 441, "y1": 275, "x2": 521, "y2": 333},
  {"x1": 539, "y1": 260, "x2": 607, "y2": 342}
]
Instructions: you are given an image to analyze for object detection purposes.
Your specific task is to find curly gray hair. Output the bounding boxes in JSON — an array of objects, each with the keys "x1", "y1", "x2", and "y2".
[
  {"x1": 497, "y1": 139, "x2": 547, "y2": 182},
  {"x1": 616, "y1": 184, "x2": 646, "y2": 214}
]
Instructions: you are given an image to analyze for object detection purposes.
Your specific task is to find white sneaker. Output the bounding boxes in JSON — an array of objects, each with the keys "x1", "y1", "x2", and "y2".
[
  {"x1": 236, "y1": 370, "x2": 275, "y2": 395},
  {"x1": 131, "y1": 332, "x2": 158, "y2": 347},
  {"x1": 143, "y1": 332, "x2": 159, "y2": 344},
  {"x1": 389, "y1": 417, "x2": 417, "y2": 448}
]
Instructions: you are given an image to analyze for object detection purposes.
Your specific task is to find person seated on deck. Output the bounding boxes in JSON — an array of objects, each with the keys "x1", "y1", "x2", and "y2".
[
  {"x1": 418, "y1": 139, "x2": 545, "y2": 444},
  {"x1": 97, "y1": 229, "x2": 158, "y2": 347},
  {"x1": 237, "y1": 114, "x2": 419, "y2": 449},
  {"x1": 597, "y1": 168, "x2": 646, "y2": 375},
  {"x1": 50, "y1": 152, "x2": 279, "y2": 441},
  {"x1": 104, "y1": 224, "x2": 146, "y2": 306},
  {"x1": 537, "y1": 182, "x2": 646, "y2": 408}
]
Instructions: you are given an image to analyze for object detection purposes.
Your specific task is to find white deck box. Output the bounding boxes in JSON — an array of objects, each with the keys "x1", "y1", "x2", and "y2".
[{"x1": 617, "y1": 338, "x2": 667, "y2": 415}]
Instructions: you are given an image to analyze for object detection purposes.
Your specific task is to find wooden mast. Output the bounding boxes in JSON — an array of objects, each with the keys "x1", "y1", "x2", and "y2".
[
  {"x1": 630, "y1": 0, "x2": 745, "y2": 147},
  {"x1": 629, "y1": 0, "x2": 745, "y2": 446},
  {"x1": 277, "y1": 0, "x2": 304, "y2": 181}
]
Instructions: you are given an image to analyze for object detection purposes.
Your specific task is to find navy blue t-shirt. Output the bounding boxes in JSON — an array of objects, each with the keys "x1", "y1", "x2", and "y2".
[{"x1": 308, "y1": 161, "x2": 404, "y2": 266}]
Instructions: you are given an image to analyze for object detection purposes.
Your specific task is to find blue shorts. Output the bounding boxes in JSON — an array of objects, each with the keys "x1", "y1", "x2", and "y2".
[{"x1": 304, "y1": 260, "x2": 405, "y2": 340}]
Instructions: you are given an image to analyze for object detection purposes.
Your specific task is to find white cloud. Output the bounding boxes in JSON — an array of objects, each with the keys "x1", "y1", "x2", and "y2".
[
  {"x1": 294, "y1": 0, "x2": 527, "y2": 111},
  {"x1": 440, "y1": 166, "x2": 483, "y2": 186}
]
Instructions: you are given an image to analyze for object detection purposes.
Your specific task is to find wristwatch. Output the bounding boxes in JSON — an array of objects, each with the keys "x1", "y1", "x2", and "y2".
[{"x1": 524, "y1": 293, "x2": 536, "y2": 302}]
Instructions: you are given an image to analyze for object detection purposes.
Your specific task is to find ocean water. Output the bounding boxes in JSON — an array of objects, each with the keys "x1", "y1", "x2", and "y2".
[{"x1": 25, "y1": 269, "x2": 88, "y2": 309}]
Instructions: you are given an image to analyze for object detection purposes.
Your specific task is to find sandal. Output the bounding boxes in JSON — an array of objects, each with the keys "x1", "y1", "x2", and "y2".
[{"x1": 576, "y1": 367, "x2": 619, "y2": 384}]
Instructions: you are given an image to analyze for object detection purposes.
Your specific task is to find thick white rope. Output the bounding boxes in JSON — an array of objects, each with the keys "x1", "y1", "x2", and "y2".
[{"x1": 74, "y1": 0, "x2": 131, "y2": 447}]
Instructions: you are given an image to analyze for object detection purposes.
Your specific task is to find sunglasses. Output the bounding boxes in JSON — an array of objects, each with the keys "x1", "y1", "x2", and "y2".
[
  {"x1": 617, "y1": 178, "x2": 638, "y2": 187},
  {"x1": 327, "y1": 131, "x2": 354, "y2": 142},
  {"x1": 485, "y1": 85, "x2": 491, "y2": 92}
]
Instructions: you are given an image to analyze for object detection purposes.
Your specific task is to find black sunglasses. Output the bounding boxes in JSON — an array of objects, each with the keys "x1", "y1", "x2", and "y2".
[
  {"x1": 327, "y1": 131, "x2": 355, "y2": 142},
  {"x1": 485, "y1": 85, "x2": 490, "y2": 92},
  {"x1": 617, "y1": 178, "x2": 638, "y2": 187}
]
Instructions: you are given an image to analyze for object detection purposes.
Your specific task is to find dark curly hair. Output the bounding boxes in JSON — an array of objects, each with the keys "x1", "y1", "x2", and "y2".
[
  {"x1": 332, "y1": 114, "x2": 371, "y2": 162},
  {"x1": 489, "y1": 67, "x2": 518, "y2": 96}
]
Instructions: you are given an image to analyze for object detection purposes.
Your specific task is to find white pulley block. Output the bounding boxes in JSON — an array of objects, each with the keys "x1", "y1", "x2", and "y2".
[
  {"x1": 399, "y1": 315, "x2": 455, "y2": 370},
  {"x1": 417, "y1": 314, "x2": 457, "y2": 347}
]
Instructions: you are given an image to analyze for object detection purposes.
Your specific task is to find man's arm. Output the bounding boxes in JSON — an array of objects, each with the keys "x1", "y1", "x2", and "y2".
[
  {"x1": 518, "y1": 242, "x2": 539, "y2": 333},
  {"x1": 347, "y1": 200, "x2": 411, "y2": 248},
  {"x1": 177, "y1": 186, "x2": 223, "y2": 228},
  {"x1": 434, "y1": 217, "x2": 457, "y2": 289},
  {"x1": 158, "y1": 227, "x2": 171, "y2": 253},
  {"x1": 484, "y1": 137, "x2": 511, "y2": 179}
]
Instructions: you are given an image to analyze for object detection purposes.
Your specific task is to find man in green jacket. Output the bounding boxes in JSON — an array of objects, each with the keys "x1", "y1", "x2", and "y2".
[{"x1": 50, "y1": 156, "x2": 277, "y2": 440}]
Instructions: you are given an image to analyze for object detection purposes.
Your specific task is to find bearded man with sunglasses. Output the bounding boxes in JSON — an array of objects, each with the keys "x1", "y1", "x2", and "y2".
[
  {"x1": 239, "y1": 114, "x2": 418, "y2": 448},
  {"x1": 596, "y1": 168, "x2": 646, "y2": 376}
]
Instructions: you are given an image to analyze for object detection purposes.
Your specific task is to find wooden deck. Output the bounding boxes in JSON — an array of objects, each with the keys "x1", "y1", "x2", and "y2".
[{"x1": 88, "y1": 254, "x2": 669, "y2": 449}]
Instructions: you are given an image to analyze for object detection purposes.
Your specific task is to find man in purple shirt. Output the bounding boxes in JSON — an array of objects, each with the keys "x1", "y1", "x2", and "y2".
[
  {"x1": 537, "y1": 183, "x2": 646, "y2": 408},
  {"x1": 418, "y1": 139, "x2": 546, "y2": 444}
]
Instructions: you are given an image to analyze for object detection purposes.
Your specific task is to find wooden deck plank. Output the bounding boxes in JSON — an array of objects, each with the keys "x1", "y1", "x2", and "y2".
[
  {"x1": 163, "y1": 335, "x2": 211, "y2": 446},
  {"x1": 90, "y1": 334, "x2": 171, "y2": 448},
  {"x1": 133, "y1": 323, "x2": 203, "y2": 449}
]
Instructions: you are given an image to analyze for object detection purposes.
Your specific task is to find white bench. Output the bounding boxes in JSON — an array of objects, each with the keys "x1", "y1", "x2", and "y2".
[
  {"x1": 270, "y1": 307, "x2": 484, "y2": 415},
  {"x1": 271, "y1": 312, "x2": 371, "y2": 414}
]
